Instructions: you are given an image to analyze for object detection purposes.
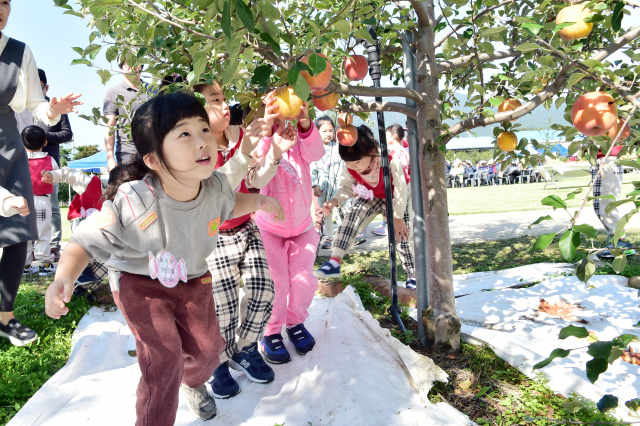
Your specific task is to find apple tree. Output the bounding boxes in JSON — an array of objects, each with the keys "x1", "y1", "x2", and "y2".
[{"x1": 58, "y1": 0, "x2": 640, "y2": 352}]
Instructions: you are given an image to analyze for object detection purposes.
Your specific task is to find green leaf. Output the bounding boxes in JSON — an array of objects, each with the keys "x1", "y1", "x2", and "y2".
[
  {"x1": 70, "y1": 59, "x2": 92, "y2": 66},
  {"x1": 562, "y1": 400, "x2": 583, "y2": 414},
  {"x1": 235, "y1": 0, "x2": 255, "y2": 33},
  {"x1": 573, "y1": 224, "x2": 597, "y2": 239},
  {"x1": 554, "y1": 22, "x2": 576, "y2": 32},
  {"x1": 287, "y1": 63, "x2": 301, "y2": 86},
  {"x1": 596, "y1": 394, "x2": 618, "y2": 412},
  {"x1": 515, "y1": 43, "x2": 540, "y2": 52},
  {"x1": 354, "y1": 28, "x2": 375, "y2": 45},
  {"x1": 616, "y1": 159, "x2": 640, "y2": 169},
  {"x1": 612, "y1": 254, "x2": 627, "y2": 274},
  {"x1": 608, "y1": 346, "x2": 623, "y2": 364},
  {"x1": 613, "y1": 207, "x2": 639, "y2": 247},
  {"x1": 97, "y1": 69, "x2": 112, "y2": 85},
  {"x1": 193, "y1": 91, "x2": 206, "y2": 107},
  {"x1": 475, "y1": 386, "x2": 491, "y2": 398},
  {"x1": 222, "y1": 1, "x2": 232, "y2": 38},
  {"x1": 612, "y1": 1, "x2": 625, "y2": 32},
  {"x1": 533, "y1": 348, "x2": 572, "y2": 370},
  {"x1": 559, "y1": 324, "x2": 589, "y2": 340},
  {"x1": 82, "y1": 44, "x2": 102, "y2": 58},
  {"x1": 529, "y1": 215, "x2": 553, "y2": 230},
  {"x1": 292, "y1": 75, "x2": 311, "y2": 102},
  {"x1": 531, "y1": 232, "x2": 556, "y2": 253},
  {"x1": 626, "y1": 399, "x2": 640, "y2": 413},
  {"x1": 558, "y1": 229, "x2": 580, "y2": 261},
  {"x1": 442, "y1": 37, "x2": 457, "y2": 60},
  {"x1": 566, "y1": 72, "x2": 586, "y2": 90},
  {"x1": 260, "y1": 32, "x2": 281, "y2": 56},
  {"x1": 576, "y1": 258, "x2": 596, "y2": 283},
  {"x1": 92, "y1": 0, "x2": 123, "y2": 5},
  {"x1": 105, "y1": 46, "x2": 118, "y2": 63},
  {"x1": 541, "y1": 194, "x2": 567, "y2": 210},
  {"x1": 331, "y1": 19, "x2": 351, "y2": 37},
  {"x1": 221, "y1": 58, "x2": 239, "y2": 85},
  {"x1": 250, "y1": 65, "x2": 272, "y2": 86},
  {"x1": 586, "y1": 357, "x2": 608, "y2": 383},
  {"x1": 612, "y1": 334, "x2": 638, "y2": 348},
  {"x1": 522, "y1": 23, "x2": 544, "y2": 36},
  {"x1": 587, "y1": 341, "x2": 613, "y2": 360},
  {"x1": 192, "y1": 50, "x2": 208, "y2": 82},
  {"x1": 307, "y1": 53, "x2": 328, "y2": 77}
]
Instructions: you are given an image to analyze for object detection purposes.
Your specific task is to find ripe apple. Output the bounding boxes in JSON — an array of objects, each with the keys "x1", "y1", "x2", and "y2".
[
  {"x1": 312, "y1": 90, "x2": 339, "y2": 111},
  {"x1": 338, "y1": 112, "x2": 353, "y2": 127},
  {"x1": 571, "y1": 92, "x2": 618, "y2": 136},
  {"x1": 497, "y1": 131, "x2": 518, "y2": 152},
  {"x1": 300, "y1": 54, "x2": 333, "y2": 91},
  {"x1": 556, "y1": 5, "x2": 593, "y2": 41},
  {"x1": 344, "y1": 55, "x2": 368, "y2": 81},
  {"x1": 498, "y1": 98, "x2": 522, "y2": 122},
  {"x1": 274, "y1": 86, "x2": 303, "y2": 120},
  {"x1": 608, "y1": 117, "x2": 631, "y2": 141},
  {"x1": 337, "y1": 125, "x2": 358, "y2": 146}
]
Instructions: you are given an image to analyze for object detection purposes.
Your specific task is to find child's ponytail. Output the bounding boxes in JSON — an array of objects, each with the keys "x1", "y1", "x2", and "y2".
[{"x1": 103, "y1": 160, "x2": 150, "y2": 201}]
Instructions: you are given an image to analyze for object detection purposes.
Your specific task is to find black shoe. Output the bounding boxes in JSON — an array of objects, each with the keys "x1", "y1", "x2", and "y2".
[
  {"x1": 0, "y1": 319, "x2": 38, "y2": 346},
  {"x1": 354, "y1": 236, "x2": 367, "y2": 246},
  {"x1": 73, "y1": 286, "x2": 97, "y2": 304},
  {"x1": 76, "y1": 268, "x2": 101, "y2": 286}
]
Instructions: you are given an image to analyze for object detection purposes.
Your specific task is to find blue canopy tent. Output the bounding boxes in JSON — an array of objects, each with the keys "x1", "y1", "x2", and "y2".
[{"x1": 68, "y1": 149, "x2": 108, "y2": 173}]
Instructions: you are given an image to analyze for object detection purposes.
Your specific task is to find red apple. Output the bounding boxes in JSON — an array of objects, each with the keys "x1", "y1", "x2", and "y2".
[
  {"x1": 337, "y1": 125, "x2": 358, "y2": 146},
  {"x1": 571, "y1": 92, "x2": 618, "y2": 136},
  {"x1": 274, "y1": 86, "x2": 303, "y2": 120},
  {"x1": 338, "y1": 112, "x2": 353, "y2": 127},
  {"x1": 300, "y1": 54, "x2": 333, "y2": 91},
  {"x1": 312, "y1": 90, "x2": 339, "y2": 111},
  {"x1": 608, "y1": 117, "x2": 631, "y2": 141},
  {"x1": 344, "y1": 55, "x2": 368, "y2": 81}
]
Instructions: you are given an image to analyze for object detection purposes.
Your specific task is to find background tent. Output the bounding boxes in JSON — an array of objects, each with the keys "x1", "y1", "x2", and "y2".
[{"x1": 68, "y1": 149, "x2": 107, "y2": 173}]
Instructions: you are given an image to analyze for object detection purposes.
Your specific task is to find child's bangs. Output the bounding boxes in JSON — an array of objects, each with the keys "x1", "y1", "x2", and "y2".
[{"x1": 148, "y1": 92, "x2": 211, "y2": 144}]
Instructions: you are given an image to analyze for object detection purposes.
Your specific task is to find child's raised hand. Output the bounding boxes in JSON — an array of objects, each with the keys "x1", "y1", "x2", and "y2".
[
  {"x1": 295, "y1": 101, "x2": 311, "y2": 132},
  {"x1": 48, "y1": 92, "x2": 83, "y2": 117},
  {"x1": 7, "y1": 196, "x2": 30, "y2": 216},
  {"x1": 255, "y1": 195, "x2": 285, "y2": 222},
  {"x1": 41, "y1": 170, "x2": 54, "y2": 184},
  {"x1": 271, "y1": 122, "x2": 297, "y2": 159},
  {"x1": 241, "y1": 118, "x2": 273, "y2": 157},
  {"x1": 322, "y1": 199, "x2": 338, "y2": 215},
  {"x1": 45, "y1": 279, "x2": 75, "y2": 319},
  {"x1": 263, "y1": 92, "x2": 280, "y2": 131},
  {"x1": 393, "y1": 218, "x2": 410, "y2": 242}
]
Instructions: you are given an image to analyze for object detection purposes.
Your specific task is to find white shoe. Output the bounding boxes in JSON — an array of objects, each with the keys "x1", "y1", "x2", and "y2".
[
  {"x1": 23, "y1": 265, "x2": 38, "y2": 275},
  {"x1": 38, "y1": 264, "x2": 57, "y2": 275}
]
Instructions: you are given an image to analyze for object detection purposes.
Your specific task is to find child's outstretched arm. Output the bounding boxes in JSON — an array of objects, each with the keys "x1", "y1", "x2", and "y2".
[
  {"x1": 41, "y1": 167, "x2": 94, "y2": 195},
  {"x1": 232, "y1": 192, "x2": 285, "y2": 222},
  {"x1": 45, "y1": 242, "x2": 90, "y2": 319},
  {"x1": 0, "y1": 186, "x2": 29, "y2": 217},
  {"x1": 323, "y1": 166, "x2": 356, "y2": 214},
  {"x1": 294, "y1": 102, "x2": 325, "y2": 164}
]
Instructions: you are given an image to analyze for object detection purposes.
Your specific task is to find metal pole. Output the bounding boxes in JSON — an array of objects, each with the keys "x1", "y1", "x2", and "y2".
[
  {"x1": 365, "y1": 25, "x2": 406, "y2": 333},
  {"x1": 402, "y1": 30, "x2": 429, "y2": 346}
]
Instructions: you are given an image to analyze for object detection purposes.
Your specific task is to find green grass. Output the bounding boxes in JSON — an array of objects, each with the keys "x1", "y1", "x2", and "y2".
[
  {"x1": 60, "y1": 208, "x2": 71, "y2": 243},
  {"x1": 0, "y1": 275, "x2": 93, "y2": 425},
  {"x1": 446, "y1": 176, "x2": 637, "y2": 216}
]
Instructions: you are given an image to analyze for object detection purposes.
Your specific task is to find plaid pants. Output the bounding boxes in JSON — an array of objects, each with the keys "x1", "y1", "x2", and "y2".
[
  {"x1": 591, "y1": 157, "x2": 624, "y2": 236},
  {"x1": 26, "y1": 195, "x2": 53, "y2": 266},
  {"x1": 332, "y1": 197, "x2": 415, "y2": 275},
  {"x1": 207, "y1": 220, "x2": 274, "y2": 363}
]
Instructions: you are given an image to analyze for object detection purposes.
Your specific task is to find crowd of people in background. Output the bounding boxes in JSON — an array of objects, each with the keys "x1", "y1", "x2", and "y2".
[{"x1": 446, "y1": 158, "x2": 543, "y2": 187}]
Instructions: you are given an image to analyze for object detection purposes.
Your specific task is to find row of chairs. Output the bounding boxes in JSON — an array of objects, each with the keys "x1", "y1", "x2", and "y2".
[{"x1": 447, "y1": 169, "x2": 540, "y2": 188}]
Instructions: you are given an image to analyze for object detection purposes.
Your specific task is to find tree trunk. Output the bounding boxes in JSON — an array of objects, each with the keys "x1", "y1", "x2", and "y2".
[{"x1": 414, "y1": 3, "x2": 461, "y2": 353}]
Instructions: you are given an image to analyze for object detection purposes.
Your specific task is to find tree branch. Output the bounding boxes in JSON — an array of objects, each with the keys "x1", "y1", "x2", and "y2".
[
  {"x1": 337, "y1": 101, "x2": 417, "y2": 119},
  {"x1": 409, "y1": 1, "x2": 431, "y2": 27},
  {"x1": 327, "y1": 81, "x2": 427, "y2": 104},
  {"x1": 437, "y1": 48, "x2": 521, "y2": 73},
  {"x1": 434, "y1": 0, "x2": 513, "y2": 48}
]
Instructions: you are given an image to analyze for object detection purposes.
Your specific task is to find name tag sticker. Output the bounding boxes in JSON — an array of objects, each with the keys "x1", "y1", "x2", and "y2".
[
  {"x1": 96, "y1": 208, "x2": 115, "y2": 229},
  {"x1": 208, "y1": 217, "x2": 221, "y2": 236},
  {"x1": 139, "y1": 212, "x2": 158, "y2": 231},
  {"x1": 201, "y1": 277, "x2": 212, "y2": 285}
]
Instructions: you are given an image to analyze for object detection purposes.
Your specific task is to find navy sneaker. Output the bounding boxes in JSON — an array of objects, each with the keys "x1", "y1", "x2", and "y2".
[
  {"x1": 229, "y1": 342, "x2": 275, "y2": 383},
  {"x1": 314, "y1": 261, "x2": 341, "y2": 279},
  {"x1": 208, "y1": 361, "x2": 240, "y2": 399},
  {"x1": 405, "y1": 278, "x2": 416, "y2": 290},
  {"x1": 260, "y1": 334, "x2": 291, "y2": 364},
  {"x1": 597, "y1": 239, "x2": 636, "y2": 259},
  {"x1": 286, "y1": 323, "x2": 315, "y2": 355}
]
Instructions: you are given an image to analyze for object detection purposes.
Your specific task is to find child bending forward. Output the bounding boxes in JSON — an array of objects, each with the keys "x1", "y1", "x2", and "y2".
[{"x1": 45, "y1": 92, "x2": 283, "y2": 426}]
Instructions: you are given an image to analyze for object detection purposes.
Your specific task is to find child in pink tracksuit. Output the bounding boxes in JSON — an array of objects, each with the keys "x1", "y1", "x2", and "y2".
[{"x1": 254, "y1": 103, "x2": 325, "y2": 364}]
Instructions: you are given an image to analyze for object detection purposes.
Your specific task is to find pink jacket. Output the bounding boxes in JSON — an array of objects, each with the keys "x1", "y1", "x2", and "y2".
[{"x1": 255, "y1": 123, "x2": 325, "y2": 238}]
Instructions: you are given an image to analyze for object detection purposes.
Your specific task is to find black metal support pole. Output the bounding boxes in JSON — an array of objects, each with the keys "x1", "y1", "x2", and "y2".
[
  {"x1": 365, "y1": 25, "x2": 405, "y2": 333},
  {"x1": 402, "y1": 30, "x2": 429, "y2": 346}
]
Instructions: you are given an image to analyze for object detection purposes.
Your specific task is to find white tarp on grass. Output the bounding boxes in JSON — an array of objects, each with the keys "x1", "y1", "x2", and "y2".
[
  {"x1": 9, "y1": 286, "x2": 475, "y2": 426},
  {"x1": 409, "y1": 264, "x2": 639, "y2": 422}
]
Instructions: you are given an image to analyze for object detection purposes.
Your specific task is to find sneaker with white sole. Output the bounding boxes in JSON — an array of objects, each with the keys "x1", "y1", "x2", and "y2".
[
  {"x1": 38, "y1": 263, "x2": 57, "y2": 275},
  {"x1": 229, "y1": 342, "x2": 275, "y2": 383},
  {"x1": 597, "y1": 239, "x2": 636, "y2": 259},
  {"x1": 23, "y1": 265, "x2": 38, "y2": 275},
  {"x1": 180, "y1": 383, "x2": 217, "y2": 420},
  {"x1": 208, "y1": 361, "x2": 240, "y2": 399},
  {"x1": 260, "y1": 334, "x2": 291, "y2": 364},
  {"x1": 314, "y1": 261, "x2": 341, "y2": 279},
  {"x1": 286, "y1": 323, "x2": 315, "y2": 355},
  {"x1": 0, "y1": 318, "x2": 38, "y2": 346},
  {"x1": 371, "y1": 224, "x2": 387, "y2": 236},
  {"x1": 405, "y1": 277, "x2": 416, "y2": 290},
  {"x1": 320, "y1": 238, "x2": 333, "y2": 250}
]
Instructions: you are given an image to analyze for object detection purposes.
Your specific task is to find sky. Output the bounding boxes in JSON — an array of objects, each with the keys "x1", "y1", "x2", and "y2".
[{"x1": 4, "y1": 1, "x2": 639, "y2": 152}]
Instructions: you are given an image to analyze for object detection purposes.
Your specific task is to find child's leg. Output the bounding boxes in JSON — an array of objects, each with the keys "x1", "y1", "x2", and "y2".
[
  {"x1": 331, "y1": 197, "x2": 384, "y2": 259},
  {"x1": 114, "y1": 272, "x2": 222, "y2": 426},
  {"x1": 286, "y1": 227, "x2": 321, "y2": 328},
  {"x1": 324, "y1": 211, "x2": 334, "y2": 238},
  {"x1": 259, "y1": 229, "x2": 291, "y2": 336},
  {"x1": 236, "y1": 221, "x2": 274, "y2": 349},
  {"x1": 32, "y1": 196, "x2": 53, "y2": 266},
  {"x1": 396, "y1": 202, "x2": 416, "y2": 277}
]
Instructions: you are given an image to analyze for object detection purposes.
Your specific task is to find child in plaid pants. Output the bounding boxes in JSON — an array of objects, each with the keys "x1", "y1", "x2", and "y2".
[{"x1": 314, "y1": 125, "x2": 416, "y2": 288}]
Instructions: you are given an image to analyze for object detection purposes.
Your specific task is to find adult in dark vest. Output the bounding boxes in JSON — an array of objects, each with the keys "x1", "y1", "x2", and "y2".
[
  {"x1": 16, "y1": 68, "x2": 73, "y2": 261},
  {"x1": 0, "y1": 0, "x2": 82, "y2": 346}
]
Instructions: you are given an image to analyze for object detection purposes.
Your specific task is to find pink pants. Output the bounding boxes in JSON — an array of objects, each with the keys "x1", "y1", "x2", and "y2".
[{"x1": 260, "y1": 226, "x2": 320, "y2": 336}]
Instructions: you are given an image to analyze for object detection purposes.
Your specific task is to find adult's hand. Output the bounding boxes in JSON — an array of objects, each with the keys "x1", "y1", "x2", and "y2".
[{"x1": 48, "y1": 92, "x2": 83, "y2": 118}]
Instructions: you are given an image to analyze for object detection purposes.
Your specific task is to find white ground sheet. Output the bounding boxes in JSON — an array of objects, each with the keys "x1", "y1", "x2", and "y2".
[
  {"x1": 9, "y1": 286, "x2": 475, "y2": 426},
  {"x1": 411, "y1": 264, "x2": 640, "y2": 421}
]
